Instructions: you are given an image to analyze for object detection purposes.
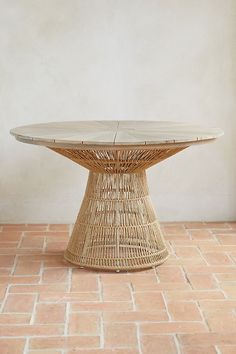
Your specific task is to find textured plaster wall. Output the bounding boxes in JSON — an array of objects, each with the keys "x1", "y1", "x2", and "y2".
[{"x1": 0, "y1": 0, "x2": 235, "y2": 222}]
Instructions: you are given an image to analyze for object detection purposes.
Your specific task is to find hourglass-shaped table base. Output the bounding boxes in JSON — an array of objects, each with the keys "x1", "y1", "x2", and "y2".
[
  {"x1": 50, "y1": 145, "x2": 187, "y2": 271},
  {"x1": 64, "y1": 170, "x2": 169, "y2": 271}
]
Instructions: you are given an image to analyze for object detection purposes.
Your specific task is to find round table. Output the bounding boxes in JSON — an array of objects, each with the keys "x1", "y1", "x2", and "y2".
[{"x1": 10, "y1": 121, "x2": 223, "y2": 271}]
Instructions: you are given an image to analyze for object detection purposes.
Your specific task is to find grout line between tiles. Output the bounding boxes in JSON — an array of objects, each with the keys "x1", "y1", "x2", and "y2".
[
  {"x1": 0, "y1": 286, "x2": 10, "y2": 313},
  {"x1": 29, "y1": 294, "x2": 38, "y2": 325},
  {"x1": 136, "y1": 322, "x2": 142, "y2": 354},
  {"x1": 174, "y1": 334, "x2": 182, "y2": 354},
  {"x1": 23, "y1": 337, "x2": 29, "y2": 354},
  {"x1": 64, "y1": 302, "x2": 70, "y2": 335},
  {"x1": 100, "y1": 313, "x2": 104, "y2": 348},
  {"x1": 129, "y1": 282, "x2": 136, "y2": 311}
]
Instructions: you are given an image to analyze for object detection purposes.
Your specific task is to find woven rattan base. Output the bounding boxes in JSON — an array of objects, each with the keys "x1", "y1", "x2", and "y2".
[{"x1": 64, "y1": 171, "x2": 169, "y2": 271}]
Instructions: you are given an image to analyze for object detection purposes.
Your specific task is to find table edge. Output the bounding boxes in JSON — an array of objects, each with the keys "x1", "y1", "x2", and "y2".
[{"x1": 11, "y1": 133, "x2": 219, "y2": 150}]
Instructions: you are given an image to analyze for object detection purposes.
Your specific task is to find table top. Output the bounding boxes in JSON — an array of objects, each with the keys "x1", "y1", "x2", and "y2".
[{"x1": 10, "y1": 121, "x2": 223, "y2": 148}]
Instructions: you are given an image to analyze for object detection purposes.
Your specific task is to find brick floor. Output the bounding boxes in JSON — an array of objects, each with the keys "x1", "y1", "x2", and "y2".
[{"x1": 0, "y1": 222, "x2": 235, "y2": 354}]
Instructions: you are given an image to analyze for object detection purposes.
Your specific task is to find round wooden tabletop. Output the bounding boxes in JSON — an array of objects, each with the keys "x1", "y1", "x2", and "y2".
[{"x1": 10, "y1": 121, "x2": 223, "y2": 148}]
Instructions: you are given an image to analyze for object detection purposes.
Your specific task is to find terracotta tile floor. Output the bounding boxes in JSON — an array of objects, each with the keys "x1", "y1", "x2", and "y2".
[{"x1": 0, "y1": 222, "x2": 236, "y2": 354}]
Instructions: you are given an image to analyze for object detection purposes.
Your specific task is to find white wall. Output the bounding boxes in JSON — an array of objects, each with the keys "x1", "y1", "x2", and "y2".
[{"x1": 1, "y1": 0, "x2": 235, "y2": 222}]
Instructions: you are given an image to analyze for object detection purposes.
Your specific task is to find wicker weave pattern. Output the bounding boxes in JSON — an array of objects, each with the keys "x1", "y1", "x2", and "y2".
[
  {"x1": 50, "y1": 146, "x2": 186, "y2": 173},
  {"x1": 64, "y1": 171, "x2": 169, "y2": 270},
  {"x1": 51, "y1": 145, "x2": 189, "y2": 270}
]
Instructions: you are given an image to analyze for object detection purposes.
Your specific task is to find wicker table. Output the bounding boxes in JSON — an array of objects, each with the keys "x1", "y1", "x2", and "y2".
[{"x1": 10, "y1": 121, "x2": 223, "y2": 271}]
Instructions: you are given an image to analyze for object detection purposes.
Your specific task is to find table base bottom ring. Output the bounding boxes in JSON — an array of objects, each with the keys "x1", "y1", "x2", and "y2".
[
  {"x1": 64, "y1": 247, "x2": 169, "y2": 271},
  {"x1": 64, "y1": 171, "x2": 169, "y2": 271}
]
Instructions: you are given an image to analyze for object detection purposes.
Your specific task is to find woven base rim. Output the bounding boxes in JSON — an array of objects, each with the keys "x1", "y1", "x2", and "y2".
[{"x1": 64, "y1": 248, "x2": 169, "y2": 271}]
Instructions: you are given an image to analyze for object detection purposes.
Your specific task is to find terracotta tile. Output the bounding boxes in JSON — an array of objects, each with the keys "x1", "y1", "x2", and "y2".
[
  {"x1": 184, "y1": 223, "x2": 206, "y2": 229},
  {"x1": 179, "y1": 333, "x2": 236, "y2": 346},
  {"x1": 165, "y1": 234, "x2": 191, "y2": 241},
  {"x1": 42, "y1": 268, "x2": 68, "y2": 283},
  {"x1": 20, "y1": 236, "x2": 44, "y2": 248},
  {"x1": 132, "y1": 268, "x2": 156, "y2": 275},
  {"x1": 141, "y1": 335, "x2": 178, "y2": 354},
  {"x1": 0, "y1": 338, "x2": 26, "y2": 354},
  {"x1": 0, "y1": 248, "x2": 40, "y2": 255},
  {"x1": 189, "y1": 230, "x2": 214, "y2": 240},
  {"x1": 3, "y1": 294, "x2": 35, "y2": 313},
  {"x1": 9, "y1": 283, "x2": 67, "y2": 293},
  {"x1": 0, "y1": 242, "x2": 19, "y2": 248},
  {"x1": 24, "y1": 231, "x2": 69, "y2": 238},
  {"x1": 35, "y1": 303, "x2": 66, "y2": 323},
  {"x1": 132, "y1": 281, "x2": 191, "y2": 292},
  {"x1": 220, "y1": 284, "x2": 236, "y2": 298},
  {"x1": 103, "y1": 310, "x2": 168, "y2": 322},
  {"x1": 43, "y1": 258, "x2": 70, "y2": 267},
  {"x1": 206, "y1": 312, "x2": 236, "y2": 332},
  {"x1": 165, "y1": 290, "x2": 225, "y2": 301},
  {"x1": 71, "y1": 272, "x2": 98, "y2": 292},
  {"x1": 165, "y1": 258, "x2": 207, "y2": 266},
  {"x1": 0, "y1": 275, "x2": 40, "y2": 284},
  {"x1": 161, "y1": 222, "x2": 183, "y2": 226},
  {"x1": 48, "y1": 224, "x2": 69, "y2": 231},
  {"x1": 71, "y1": 301, "x2": 133, "y2": 312},
  {"x1": 103, "y1": 284, "x2": 131, "y2": 301},
  {"x1": 185, "y1": 222, "x2": 228, "y2": 229},
  {"x1": 0, "y1": 324, "x2": 63, "y2": 336},
  {"x1": 0, "y1": 248, "x2": 42, "y2": 256},
  {"x1": 127, "y1": 273, "x2": 158, "y2": 285},
  {"x1": 162, "y1": 224, "x2": 186, "y2": 234},
  {"x1": 0, "y1": 232, "x2": 22, "y2": 242},
  {"x1": 231, "y1": 252, "x2": 236, "y2": 263},
  {"x1": 187, "y1": 274, "x2": 218, "y2": 289},
  {"x1": 39, "y1": 291, "x2": 99, "y2": 302},
  {"x1": 104, "y1": 322, "x2": 137, "y2": 347},
  {"x1": 228, "y1": 222, "x2": 236, "y2": 229},
  {"x1": 14, "y1": 260, "x2": 41, "y2": 275},
  {"x1": 45, "y1": 241, "x2": 67, "y2": 252},
  {"x1": 28, "y1": 350, "x2": 62, "y2": 354},
  {"x1": 69, "y1": 313, "x2": 100, "y2": 334},
  {"x1": 217, "y1": 345, "x2": 236, "y2": 354},
  {"x1": 134, "y1": 291, "x2": 165, "y2": 311},
  {"x1": 211, "y1": 230, "x2": 236, "y2": 234},
  {"x1": 204, "y1": 222, "x2": 229, "y2": 229},
  {"x1": 100, "y1": 273, "x2": 128, "y2": 284},
  {"x1": 46, "y1": 235, "x2": 70, "y2": 242},
  {"x1": 156, "y1": 266, "x2": 186, "y2": 282},
  {"x1": 172, "y1": 240, "x2": 219, "y2": 247},
  {"x1": 182, "y1": 346, "x2": 216, "y2": 354},
  {"x1": 0, "y1": 255, "x2": 15, "y2": 267},
  {"x1": 203, "y1": 252, "x2": 233, "y2": 265},
  {"x1": 18, "y1": 254, "x2": 63, "y2": 261},
  {"x1": 67, "y1": 350, "x2": 139, "y2": 354},
  {"x1": 2, "y1": 224, "x2": 47, "y2": 231},
  {"x1": 0, "y1": 313, "x2": 31, "y2": 324},
  {"x1": 168, "y1": 301, "x2": 202, "y2": 321},
  {"x1": 175, "y1": 247, "x2": 202, "y2": 259},
  {"x1": 29, "y1": 336, "x2": 100, "y2": 349},
  {"x1": 216, "y1": 235, "x2": 236, "y2": 245},
  {"x1": 0, "y1": 268, "x2": 11, "y2": 276},
  {"x1": 198, "y1": 300, "x2": 236, "y2": 312},
  {"x1": 0, "y1": 284, "x2": 7, "y2": 301},
  {"x1": 0, "y1": 224, "x2": 22, "y2": 229},
  {"x1": 184, "y1": 265, "x2": 236, "y2": 274},
  {"x1": 140, "y1": 322, "x2": 207, "y2": 334},
  {"x1": 214, "y1": 273, "x2": 236, "y2": 282}
]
